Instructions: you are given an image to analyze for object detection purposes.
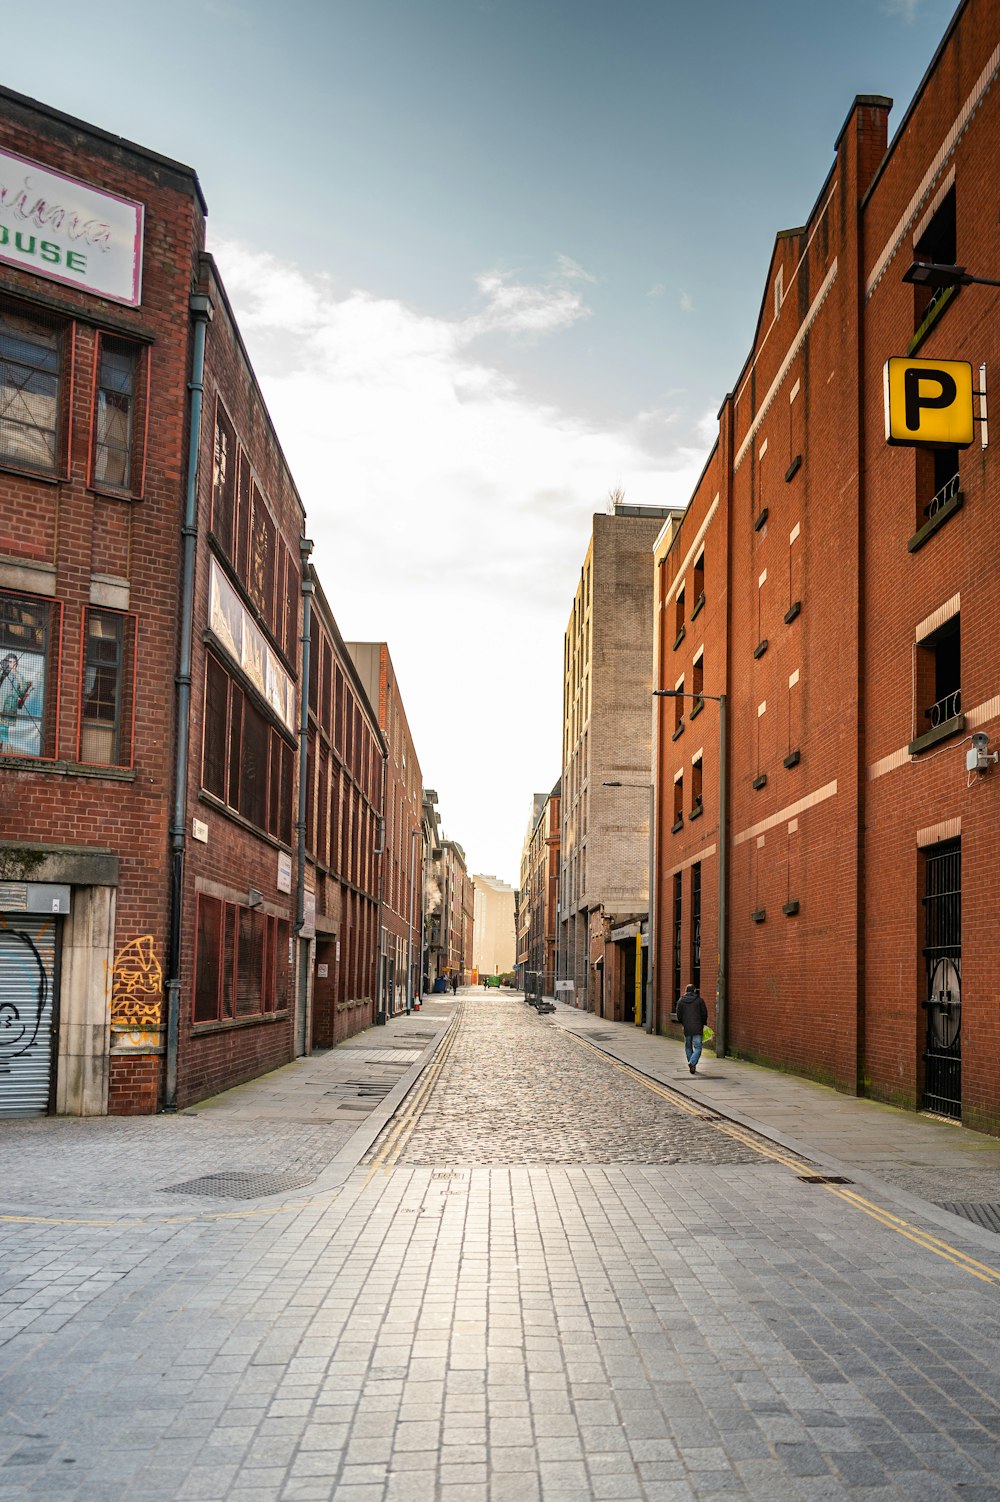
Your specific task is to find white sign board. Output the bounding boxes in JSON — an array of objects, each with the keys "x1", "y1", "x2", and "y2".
[
  {"x1": 209, "y1": 559, "x2": 296, "y2": 734},
  {"x1": 277, "y1": 850, "x2": 292, "y2": 894},
  {"x1": 0, "y1": 146, "x2": 144, "y2": 306}
]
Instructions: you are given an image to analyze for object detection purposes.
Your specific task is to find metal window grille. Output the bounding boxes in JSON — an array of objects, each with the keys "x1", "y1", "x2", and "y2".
[
  {"x1": 922, "y1": 838, "x2": 961, "y2": 1118},
  {"x1": 691, "y1": 861, "x2": 701, "y2": 991}
]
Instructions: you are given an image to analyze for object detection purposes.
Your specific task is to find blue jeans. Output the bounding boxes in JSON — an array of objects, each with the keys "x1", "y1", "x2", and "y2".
[{"x1": 685, "y1": 1033, "x2": 703, "y2": 1068}]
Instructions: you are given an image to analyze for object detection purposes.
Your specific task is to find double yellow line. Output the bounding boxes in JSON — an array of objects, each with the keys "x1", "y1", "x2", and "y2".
[
  {"x1": 366, "y1": 1005, "x2": 463, "y2": 1175},
  {"x1": 567, "y1": 1030, "x2": 1000, "y2": 1290}
]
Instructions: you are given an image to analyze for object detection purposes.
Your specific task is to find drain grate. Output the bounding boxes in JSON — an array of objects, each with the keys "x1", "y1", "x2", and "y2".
[
  {"x1": 797, "y1": 1174, "x2": 853, "y2": 1185},
  {"x1": 163, "y1": 1170, "x2": 316, "y2": 1200},
  {"x1": 936, "y1": 1202, "x2": 1000, "y2": 1235}
]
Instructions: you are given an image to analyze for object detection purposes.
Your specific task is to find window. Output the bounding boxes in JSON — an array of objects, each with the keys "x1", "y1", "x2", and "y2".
[
  {"x1": 0, "y1": 590, "x2": 61, "y2": 758},
  {"x1": 0, "y1": 306, "x2": 65, "y2": 474},
  {"x1": 691, "y1": 754, "x2": 703, "y2": 816},
  {"x1": 193, "y1": 893, "x2": 290, "y2": 1024},
  {"x1": 201, "y1": 653, "x2": 294, "y2": 843},
  {"x1": 692, "y1": 552, "x2": 705, "y2": 616},
  {"x1": 915, "y1": 445, "x2": 961, "y2": 534},
  {"x1": 912, "y1": 614, "x2": 962, "y2": 753},
  {"x1": 672, "y1": 679, "x2": 684, "y2": 738},
  {"x1": 691, "y1": 861, "x2": 701, "y2": 991},
  {"x1": 211, "y1": 400, "x2": 237, "y2": 555},
  {"x1": 672, "y1": 873, "x2": 682, "y2": 1007},
  {"x1": 78, "y1": 607, "x2": 136, "y2": 766},
  {"x1": 672, "y1": 774, "x2": 684, "y2": 832},
  {"x1": 692, "y1": 653, "x2": 704, "y2": 711},
  {"x1": 913, "y1": 185, "x2": 956, "y2": 334},
  {"x1": 675, "y1": 586, "x2": 685, "y2": 645},
  {"x1": 93, "y1": 337, "x2": 143, "y2": 492}
]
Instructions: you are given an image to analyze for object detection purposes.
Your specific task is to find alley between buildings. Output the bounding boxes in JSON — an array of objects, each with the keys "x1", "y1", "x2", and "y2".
[{"x1": 2, "y1": 991, "x2": 1000, "y2": 1502}]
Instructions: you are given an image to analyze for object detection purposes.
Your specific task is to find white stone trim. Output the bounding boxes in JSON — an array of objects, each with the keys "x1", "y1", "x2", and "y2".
[
  {"x1": 915, "y1": 592, "x2": 960, "y2": 642},
  {"x1": 734, "y1": 780, "x2": 838, "y2": 847},
  {"x1": 866, "y1": 44, "x2": 1000, "y2": 299},
  {"x1": 917, "y1": 817, "x2": 961, "y2": 848},
  {"x1": 663, "y1": 843, "x2": 716, "y2": 880},
  {"x1": 660, "y1": 494, "x2": 720, "y2": 609},
  {"x1": 734, "y1": 260, "x2": 839, "y2": 471}
]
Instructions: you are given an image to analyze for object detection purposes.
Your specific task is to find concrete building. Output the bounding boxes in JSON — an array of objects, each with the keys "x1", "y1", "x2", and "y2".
[
  {"x1": 559, "y1": 502, "x2": 681, "y2": 1015},
  {"x1": 347, "y1": 643, "x2": 425, "y2": 1014},
  {"x1": 652, "y1": 0, "x2": 1000, "y2": 1132},
  {"x1": 472, "y1": 873, "x2": 516, "y2": 979}
]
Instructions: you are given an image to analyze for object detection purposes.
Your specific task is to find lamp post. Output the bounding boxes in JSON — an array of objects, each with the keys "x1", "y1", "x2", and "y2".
[
  {"x1": 902, "y1": 260, "x2": 1000, "y2": 289},
  {"x1": 653, "y1": 688, "x2": 728, "y2": 1059},
  {"x1": 602, "y1": 779, "x2": 654, "y2": 1032}
]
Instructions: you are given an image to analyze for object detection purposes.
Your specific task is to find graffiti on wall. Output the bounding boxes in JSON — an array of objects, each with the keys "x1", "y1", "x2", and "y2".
[{"x1": 109, "y1": 935, "x2": 163, "y2": 1028}]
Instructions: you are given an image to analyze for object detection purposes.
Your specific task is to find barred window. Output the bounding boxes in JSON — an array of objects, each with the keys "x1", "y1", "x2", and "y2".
[
  {"x1": 194, "y1": 893, "x2": 290, "y2": 1024},
  {"x1": 0, "y1": 307, "x2": 63, "y2": 474}
]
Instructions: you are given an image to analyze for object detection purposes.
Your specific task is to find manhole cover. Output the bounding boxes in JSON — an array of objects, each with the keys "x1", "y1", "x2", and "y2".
[
  {"x1": 936, "y1": 1202, "x2": 1000, "y2": 1235},
  {"x1": 797, "y1": 1174, "x2": 853, "y2": 1185},
  {"x1": 163, "y1": 1170, "x2": 315, "y2": 1199}
]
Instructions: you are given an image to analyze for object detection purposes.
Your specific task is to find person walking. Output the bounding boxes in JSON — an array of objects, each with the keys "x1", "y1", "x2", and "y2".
[
  {"x1": 676, "y1": 982, "x2": 708, "y2": 1074},
  {"x1": 450, "y1": 973, "x2": 458, "y2": 995}
]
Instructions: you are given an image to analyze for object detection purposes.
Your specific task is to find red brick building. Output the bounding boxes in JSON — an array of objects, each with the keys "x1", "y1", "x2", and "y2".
[
  {"x1": 347, "y1": 641, "x2": 425, "y2": 1015},
  {"x1": 653, "y1": 0, "x2": 999, "y2": 1130},
  {"x1": 304, "y1": 591, "x2": 385, "y2": 1048},
  {"x1": 0, "y1": 88, "x2": 386, "y2": 1115}
]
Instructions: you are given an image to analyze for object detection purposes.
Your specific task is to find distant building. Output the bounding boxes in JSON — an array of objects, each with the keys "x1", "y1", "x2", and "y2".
[
  {"x1": 347, "y1": 643, "x2": 425, "y2": 1013},
  {"x1": 517, "y1": 783, "x2": 560, "y2": 993},
  {"x1": 304, "y1": 586, "x2": 385, "y2": 1049},
  {"x1": 473, "y1": 874, "x2": 516, "y2": 978},
  {"x1": 559, "y1": 502, "x2": 682, "y2": 1016}
]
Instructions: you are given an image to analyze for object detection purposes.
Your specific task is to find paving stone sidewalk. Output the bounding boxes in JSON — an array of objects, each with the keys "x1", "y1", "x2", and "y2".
[
  {"x1": 0, "y1": 1004, "x2": 452, "y2": 1214},
  {"x1": 551, "y1": 1002, "x2": 1000, "y2": 1231}
]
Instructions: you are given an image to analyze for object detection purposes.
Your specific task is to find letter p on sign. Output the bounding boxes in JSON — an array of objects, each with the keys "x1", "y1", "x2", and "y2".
[{"x1": 884, "y1": 356, "x2": 974, "y2": 447}]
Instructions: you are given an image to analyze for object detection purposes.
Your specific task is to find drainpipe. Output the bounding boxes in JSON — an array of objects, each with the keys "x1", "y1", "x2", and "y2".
[
  {"x1": 164, "y1": 292, "x2": 213, "y2": 1113},
  {"x1": 406, "y1": 826, "x2": 419, "y2": 1012},
  {"x1": 716, "y1": 692, "x2": 729, "y2": 1059},
  {"x1": 294, "y1": 539, "x2": 314, "y2": 1056},
  {"x1": 374, "y1": 742, "x2": 388, "y2": 1020}
]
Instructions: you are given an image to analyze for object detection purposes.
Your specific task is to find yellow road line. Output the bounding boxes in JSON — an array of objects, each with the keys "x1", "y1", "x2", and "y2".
[
  {"x1": 566, "y1": 1028, "x2": 1000, "y2": 1290},
  {"x1": 366, "y1": 1004, "x2": 463, "y2": 1176}
]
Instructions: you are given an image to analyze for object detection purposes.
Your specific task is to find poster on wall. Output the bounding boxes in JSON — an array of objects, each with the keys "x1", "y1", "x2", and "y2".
[
  {"x1": 0, "y1": 647, "x2": 45, "y2": 758},
  {"x1": 0, "y1": 146, "x2": 144, "y2": 306}
]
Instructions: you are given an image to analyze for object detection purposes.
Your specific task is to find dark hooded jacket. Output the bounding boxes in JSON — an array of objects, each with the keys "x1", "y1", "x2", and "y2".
[{"x1": 676, "y1": 988, "x2": 708, "y2": 1035}]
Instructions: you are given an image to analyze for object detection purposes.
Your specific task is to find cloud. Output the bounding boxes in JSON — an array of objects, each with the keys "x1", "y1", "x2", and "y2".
[
  {"x1": 680, "y1": 291, "x2": 695, "y2": 314},
  {"x1": 208, "y1": 235, "x2": 711, "y2": 879},
  {"x1": 646, "y1": 283, "x2": 665, "y2": 299},
  {"x1": 881, "y1": 0, "x2": 920, "y2": 18},
  {"x1": 555, "y1": 253, "x2": 597, "y2": 284}
]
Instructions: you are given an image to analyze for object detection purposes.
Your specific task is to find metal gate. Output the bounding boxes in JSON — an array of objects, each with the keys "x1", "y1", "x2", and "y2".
[
  {"x1": 921, "y1": 839, "x2": 961, "y2": 1119},
  {"x1": 0, "y1": 915, "x2": 59, "y2": 1117}
]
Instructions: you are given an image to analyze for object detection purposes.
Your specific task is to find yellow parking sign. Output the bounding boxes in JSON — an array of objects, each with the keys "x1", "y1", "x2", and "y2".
[{"x1": 884, "y1": 357, "x2": 974, "y2": 447}]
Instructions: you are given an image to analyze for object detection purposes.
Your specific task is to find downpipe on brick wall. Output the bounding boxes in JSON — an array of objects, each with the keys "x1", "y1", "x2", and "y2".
[
  {"x1": 294, "y1": 540, "x2": 314, "y2": 1057},
  {"x1": 164, "y1": 293, "x2": 213, "y2": 1113}
]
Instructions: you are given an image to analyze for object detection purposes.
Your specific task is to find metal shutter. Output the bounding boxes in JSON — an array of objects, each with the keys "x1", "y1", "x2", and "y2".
[{"x1": 0, "y1": 917, "x2": 58, "y2": 1117}]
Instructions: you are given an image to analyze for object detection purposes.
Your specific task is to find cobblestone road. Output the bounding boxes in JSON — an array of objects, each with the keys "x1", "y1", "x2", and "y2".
[
  {"x1": 394, "y1": 998, "x2": 767, "y2": 1167},
  {"x1": 2, "y1": 992, "x2": 1000, "y2": 1502}
]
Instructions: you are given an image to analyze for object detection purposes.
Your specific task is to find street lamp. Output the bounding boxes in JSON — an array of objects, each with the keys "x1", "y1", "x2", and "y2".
[
  {"x1": 902, "y1": 260, "x2": 1000, "y2": 289},
  {"x1": 653, "y1": 688, "x2": 728, "y2": 1059},
  {"x1": 602, "y1": 779, "x2": 654, "y2": 1032}
]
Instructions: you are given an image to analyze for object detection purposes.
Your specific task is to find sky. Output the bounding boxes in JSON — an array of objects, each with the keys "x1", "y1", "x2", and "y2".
[{"x1": 4, "y1": 0, "x2": 958, "y2": 883}]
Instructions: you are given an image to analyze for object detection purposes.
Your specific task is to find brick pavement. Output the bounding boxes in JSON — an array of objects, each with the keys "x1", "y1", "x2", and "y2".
[{"x1": 2, "y1": 989, "x2": 1000, "y2": 1502}]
